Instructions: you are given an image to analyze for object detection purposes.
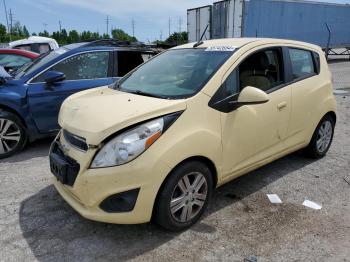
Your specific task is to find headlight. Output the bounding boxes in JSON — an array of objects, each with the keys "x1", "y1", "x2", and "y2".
[{"x1": 91, "y1": 118, "x2": 164, "y2": 168}]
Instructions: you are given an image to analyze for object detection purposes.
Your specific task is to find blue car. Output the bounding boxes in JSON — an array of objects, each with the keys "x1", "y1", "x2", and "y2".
[{"x1": 0, "y1": 40, "x2": 158, "y2": 158}]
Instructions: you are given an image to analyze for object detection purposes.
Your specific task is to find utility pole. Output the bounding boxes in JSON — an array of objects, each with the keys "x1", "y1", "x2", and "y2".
[
  {"x1": 106, "y1": 15, "x2": 110, "y2": 36},
  {"x1": 2, "y1": 0, "x2": 10, "y2": 41},
  {"x1": 131, "y1": 19, "x2": 135, "y2": 37},
  {"x1": 59, "y1": 20, "x2": 62, "y2": 32},
  {"x1": 43, "y1": 23, "x2": 48, "y2": 32},
  {"x1": 9, "y1": 8, "x2": 13, "y2": 37},
  {"x1": 168, "y1": 17, "x2": 171, "y2": 37},
  {"x1": 160, "y1": 30, "x2": 163, "y2": 41}
]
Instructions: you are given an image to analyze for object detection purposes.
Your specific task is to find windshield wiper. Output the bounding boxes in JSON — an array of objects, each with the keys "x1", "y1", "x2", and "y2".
[{"x1": 132, "y1": 90, "x2": 166, "y2": 99}]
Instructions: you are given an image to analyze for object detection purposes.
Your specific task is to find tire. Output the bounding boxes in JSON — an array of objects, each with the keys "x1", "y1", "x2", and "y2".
[
  {"x1": 0, "y1": 110, "x2": 27, "y2": 159},
  {"x1": 154, "y1": 161, "x2": 213, "y2": 232},
  {"x1": 303, "y1": 115, "x2": 335, "y2": 159}
]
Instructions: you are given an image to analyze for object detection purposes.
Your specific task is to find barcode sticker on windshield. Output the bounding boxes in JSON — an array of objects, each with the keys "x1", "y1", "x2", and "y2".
[{"x1": 205, "y1": 46, "x2": 237, "y2": 52}]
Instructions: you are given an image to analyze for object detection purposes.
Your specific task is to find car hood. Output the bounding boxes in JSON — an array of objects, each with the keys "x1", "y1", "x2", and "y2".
[{"x1": 59, "y1": 86, "x2": 187, "y2": 145}]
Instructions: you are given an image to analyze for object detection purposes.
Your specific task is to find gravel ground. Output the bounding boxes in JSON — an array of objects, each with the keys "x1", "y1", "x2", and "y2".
[{"x1": 0, "y1": 62, "x2": 349, "y2": 262}]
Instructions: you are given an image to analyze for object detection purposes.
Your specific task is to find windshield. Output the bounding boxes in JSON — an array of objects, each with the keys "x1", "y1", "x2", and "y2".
[
  {"x1": 14, "y1": 47, "x2": 67, "y2": 79},
  {"x1": 117, "y1": 48, "x2": 234, "y2": 99}
]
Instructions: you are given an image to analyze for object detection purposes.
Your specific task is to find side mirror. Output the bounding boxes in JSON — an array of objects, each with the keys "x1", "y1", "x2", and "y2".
[
  {"x1": 209, "y1": 86, "x2": 270, "y2": 113},
  {"x1": 237, "y1": 86, "x2": 269, "y2": 105},
  {"x1": 44, "y1": 71, "x2": 66, "y2": 84}
]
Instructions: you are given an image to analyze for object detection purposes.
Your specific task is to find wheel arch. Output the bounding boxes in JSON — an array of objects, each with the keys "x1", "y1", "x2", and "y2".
[
  {"x1": 151, "y1": 155, "x2": 218, "y2": 220},
  {"x1": 325, "y1": 111, "x2": 336, "y2": 124},
  {"x1": 0, "y1": 104, "x2": 27, "y2": 128}
]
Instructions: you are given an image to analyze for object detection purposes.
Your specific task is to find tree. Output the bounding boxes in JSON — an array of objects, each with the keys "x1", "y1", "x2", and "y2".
[
  {"x1": 23, "y1": 26, "x2": 30, "y2": 37},
  {"x1": 38, "y1": 30, "x2": 49, "y2": 37},
  {"x1": 12, "y1": 21, "x2": 23, "y2": 36},
  {"x1": 165, "y1": 32, "x2": 188, "y2": 45},
  {"x1": 68, "y1": 30, "x2": 79, "y2": 43},
  {"x1": 111, "y1": 29, "x2": 137, "y2": 42},
  {"x1": 81, "y1": 30, "x2": 93, "y2": 41},
  {"x1": 0, "y1": 24, "x2": 7, "y2": 42},
  {"x1": 102, "y1": 33, "x2": 110, "y2": 39}
]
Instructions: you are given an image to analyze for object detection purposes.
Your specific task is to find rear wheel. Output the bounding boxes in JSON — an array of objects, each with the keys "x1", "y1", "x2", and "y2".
[
  {"x1": 304, "y1": 115, "x2": 334, "y2": 158},
  {"x1": 0, "y1": 111, "x2": 27, "y2": 159},
  {"x1": 154, "y1": 161, "x2": 213, "y2": 231}
]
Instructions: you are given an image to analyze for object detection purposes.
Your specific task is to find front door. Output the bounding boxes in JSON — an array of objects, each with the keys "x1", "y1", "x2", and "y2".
[
  {"x1": 220, "y1": 47, "x2": 292, "y2": 178},
  {"x1": 27, "y1": 51, "x2": 115, "y2": 133}
]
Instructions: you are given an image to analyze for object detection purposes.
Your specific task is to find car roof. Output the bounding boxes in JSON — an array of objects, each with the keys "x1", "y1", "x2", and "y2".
[
  {"x1": 174, "y1": 38, "x2": 322, "y2": 51},
  {"x1": 65, "y1": 39, "x2": 160, "y2": 53},
  {"x1": 0, "y1": 48, "x2": 40, "y2": 58}
]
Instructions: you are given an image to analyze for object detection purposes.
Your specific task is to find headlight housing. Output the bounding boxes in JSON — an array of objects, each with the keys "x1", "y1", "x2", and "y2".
[{"x1": 90, "y1": 117, "x2": 164, "y2": 168}]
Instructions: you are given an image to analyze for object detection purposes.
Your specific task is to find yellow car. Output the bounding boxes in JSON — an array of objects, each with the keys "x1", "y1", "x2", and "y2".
[{"x1": 49, "y1": 38, "x2": 336, "y2": 231}]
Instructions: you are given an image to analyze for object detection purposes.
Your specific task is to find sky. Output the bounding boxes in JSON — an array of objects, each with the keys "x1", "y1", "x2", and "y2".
[{"x1": 1, "y1": 0, "x2": 349, "y2": 42}]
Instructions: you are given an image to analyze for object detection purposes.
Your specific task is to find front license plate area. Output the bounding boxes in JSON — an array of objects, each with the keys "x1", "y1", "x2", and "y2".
[
  {"x1": 50, "y1": 152, "x2": 69, "y2": 184},
  {"x1": 49, "y1": 141, "x2": 80, "y2": 186}
]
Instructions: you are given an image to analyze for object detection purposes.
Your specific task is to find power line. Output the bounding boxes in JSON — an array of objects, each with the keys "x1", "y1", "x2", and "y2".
[{"x1": 178, "y1": 17, "x2": 182, "y2": 32}]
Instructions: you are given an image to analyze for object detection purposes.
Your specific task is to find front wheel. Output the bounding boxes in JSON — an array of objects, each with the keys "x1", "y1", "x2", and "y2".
[
  {"x1": 154, "y1": 161, "x2": 213, "y2": 231},
  {"x1": 304, "y1": 115, "x2": 335, "y2": 158},
  {"x1": 0, "y1": 111, "x2": 27, "y2": 159}
]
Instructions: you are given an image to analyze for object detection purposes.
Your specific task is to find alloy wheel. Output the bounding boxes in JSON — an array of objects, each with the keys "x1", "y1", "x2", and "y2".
[
  {"x1": 0, "y1": 118, "x2": 21, "y2": 155},
  {"x1": 316, "y1": 120, "x2": 333, "y2": 153},
  {"x1": 170, "y1": 172, "x2": 208, "y2": 223}
]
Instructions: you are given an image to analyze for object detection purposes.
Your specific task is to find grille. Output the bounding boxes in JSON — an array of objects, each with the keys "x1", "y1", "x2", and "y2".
[{"x1": 63, "y1": 130, "x2": 88, "y2": 152}]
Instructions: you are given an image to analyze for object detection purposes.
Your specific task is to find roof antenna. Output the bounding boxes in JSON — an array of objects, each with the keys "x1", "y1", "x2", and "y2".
[{"x1": 193, "y1": 24, "x2": 209, "y2": 48}]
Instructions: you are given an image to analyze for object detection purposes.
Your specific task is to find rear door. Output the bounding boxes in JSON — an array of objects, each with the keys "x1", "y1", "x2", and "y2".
[
  {"x1": 27, "y1": 50, "x2": 114, "y2": 133},
  {"x1": 283, "y1": 47, "x2": 322, "y2": 147}
]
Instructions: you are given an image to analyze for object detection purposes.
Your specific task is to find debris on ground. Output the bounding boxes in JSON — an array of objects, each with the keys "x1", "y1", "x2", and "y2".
[
  {"x1": 302, "y1": 200, "x2": 322, "y2": 210},
  {"x1": 266, "y1": 194, "x2": 282, "y2": 204}
]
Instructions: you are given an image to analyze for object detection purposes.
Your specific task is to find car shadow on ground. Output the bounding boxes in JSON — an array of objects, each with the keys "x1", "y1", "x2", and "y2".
[
  {"x1": 327, "y1": 57, "x2": 350, "y2": 64},
  {"x1": 19, "y1": 153, "x2": 317, "y2": 261},
  {"x1": 0, "y1": 137, "x2": 53, "y2": 163}
]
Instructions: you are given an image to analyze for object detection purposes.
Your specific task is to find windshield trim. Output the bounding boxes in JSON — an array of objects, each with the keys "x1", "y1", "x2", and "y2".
[{"x1": 115, "y1": 48, "x2": 236, "y2": 100}]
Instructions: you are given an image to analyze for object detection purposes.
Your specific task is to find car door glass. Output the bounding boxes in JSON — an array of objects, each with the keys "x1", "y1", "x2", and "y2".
[
  {"x1": 0, "y1": 54, "x2": 32, "y2": 68},
  {"x1": 117, "y1": 51, "x2": 147, "y2": 77},
  {"x1": 239, "y1": 49, "x2": 284, "y2": 92},
  {"x1": 38, "y1": 44, "x2": 50, "y2": 54},
  {"x1": 289, "y1": 48, "x2": 315, "y2": 79},
  {"x1": 32, "y1": 51, "x2": 110, "y2": 82}
]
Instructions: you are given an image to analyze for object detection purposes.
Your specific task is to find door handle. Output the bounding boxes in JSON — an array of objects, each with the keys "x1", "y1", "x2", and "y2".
[{"x1": 277, "y1": 101, "x2": 287, "y2": 111}]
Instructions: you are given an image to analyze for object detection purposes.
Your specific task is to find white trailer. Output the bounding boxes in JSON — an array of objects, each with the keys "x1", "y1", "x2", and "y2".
[
  {"x1": 187, "y1": 5, "x2": 212, "y2": 42},
  {"x1": 212, "y1": 0, "x2": 244, "y2": 39}
]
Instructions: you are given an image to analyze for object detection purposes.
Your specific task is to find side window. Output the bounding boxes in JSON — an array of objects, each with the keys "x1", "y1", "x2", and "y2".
[
  {"x1": 38, "y1": 44, "x2": 50, "y2": 54},
  {"x1": 0, "y1": 54, "x2": 32, "y2": 68},
  {"x1": 33, "y1": 51, "x2": 110, "y2": 82},
  {"x1": 288, "y1": 48, "x2": 315, "y2": 80},
  {"x1": 117, "y1": 51, "x2": 147, "y2": 77},
  {"x1": 239, "y1": 49, "x2": 284, "y2": 92},
  {"x1": 313, "y1": 52, "x2": 321, "y2": 74}
]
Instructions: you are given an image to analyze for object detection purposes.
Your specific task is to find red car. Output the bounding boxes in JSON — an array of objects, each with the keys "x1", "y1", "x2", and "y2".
[{"x1": 0, "y1": 49, "x2": 39, "y2": 73}]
